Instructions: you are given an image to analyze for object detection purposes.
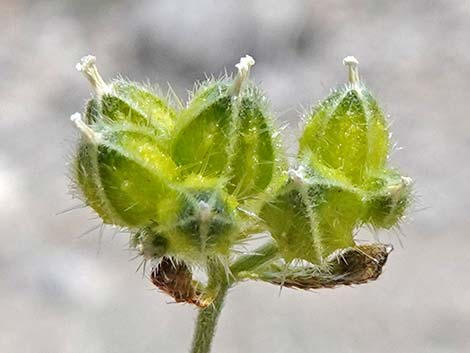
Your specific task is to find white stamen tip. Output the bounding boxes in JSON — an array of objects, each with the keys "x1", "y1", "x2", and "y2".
[
  {"x1": 70, "y1": 112, "x2": 82, "y2": 124},
  {"x1": 76, "y1": 55, "x2": 110, "y2": 96},
  {"x1": 343, "y1": 56, "x2": 359, "y2": 67},
  {"x1": 76, "y1": 55, "x2": 97, "y2": 72},
  {"x1": 70, "y1": 112, "x2": 101, "y2": 143},
  {"x1": 343, "y1": 55, "x2": 360, "y2": 84},
  {"x1": 233, "y1": 55, "x2": 255, "y2": 95},
  {"x1": 235, "y1": 55, "x2": 255, "y2": 75},
  {"x1": 401, "y1": 176, "x2": 413, "y2": 186}
]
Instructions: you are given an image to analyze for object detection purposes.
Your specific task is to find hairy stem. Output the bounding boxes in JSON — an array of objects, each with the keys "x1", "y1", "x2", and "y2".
[
  {"x1": 190, "y1": 285, "x2": 228, "y2": 353},
  {"x1": 190, "y1": 243, "x2": 279, "y2": 353},
  {"x1": 190, "y1": 260, "x2": 229, "y2": 353}
]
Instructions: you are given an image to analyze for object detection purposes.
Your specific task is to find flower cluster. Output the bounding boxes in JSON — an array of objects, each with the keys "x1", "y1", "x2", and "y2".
[{"x1": 71, "y1": 54, "x2": 411, "y2": 306}]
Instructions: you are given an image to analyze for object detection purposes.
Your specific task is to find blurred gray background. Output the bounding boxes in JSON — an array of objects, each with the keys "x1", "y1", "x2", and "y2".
[{"x1": 1, "y1": 0, "x2": 469, "y2": 352}]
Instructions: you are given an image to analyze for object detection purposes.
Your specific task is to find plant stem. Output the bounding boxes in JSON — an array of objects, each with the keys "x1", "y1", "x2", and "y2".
[
  {"x1": 190, "y1": 283, "x2": 229, "y2": 353},
  {"x1": 230, "y1": 241, "x2": 279, "y2": 277},
  {"x1": 190, "y1": 259, "x2": 229, "y2": 353},
  {"x1": 189, "y1": 243, "x2": 279, "y2": 353}
]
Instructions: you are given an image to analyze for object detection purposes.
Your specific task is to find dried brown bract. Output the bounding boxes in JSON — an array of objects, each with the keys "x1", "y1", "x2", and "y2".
[
  {"x1": 256, "y1": 244, "x2": 393, "y2": 290},
  {"x1": 151, "y1": 257, "x2": 208, "y2": 308}
]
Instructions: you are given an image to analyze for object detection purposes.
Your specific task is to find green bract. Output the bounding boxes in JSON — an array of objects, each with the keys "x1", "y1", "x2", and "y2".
[
  {"x1": 298, "y1": 84, "x2": 389, "y2": 186},
  {"x1": 172, "y1": 57, "x2": 281, "y2": 198},
  {"x1": 74, "y1": 119, "x2": 178, "y2": 227}
]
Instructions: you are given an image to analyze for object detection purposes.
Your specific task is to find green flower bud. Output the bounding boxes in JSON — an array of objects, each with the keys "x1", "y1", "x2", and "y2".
[
  {"x1": 299, "y1": 56, "x2": 389, "y2": 186},
  {"x1": 153, "y1": 176, "x2": 240, "y2": 262},
  {"x1": 260, "y1": 166, "x2": 362, "y2": 264},
  {"x1": 363, "y1": 171, "x2": 413, "y2": 229},
  {"x1": 172, "y1": 56, "x2": 281, "y2": 198},
  {"x1": 73, "y1": 55, "x2": 180, "y2": 228},
  {"x1": 124, "y1": 175, "x2": 239, "y2": 263},
  {"x1": 131, "y1": 227, "x2": 168, "y2": 260},
  {"x1": 72, "y1": 113, "x2": 178, "y2": 227},
  {"x1": 76, "y1": 55, "x2": 175, "y2": 149}
]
